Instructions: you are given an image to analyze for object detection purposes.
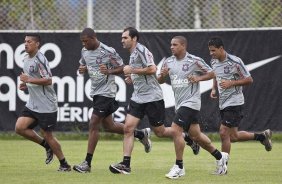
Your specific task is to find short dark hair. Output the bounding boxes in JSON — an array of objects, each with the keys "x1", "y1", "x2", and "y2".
[
  {"x1": 123, "y1": 27, "x2": 139, "y2": 41},
  {"x1": 172, "y1": 36, "x2": 187, "y2": 47},
  {"x1": 81, "y1": 28, "x2": 96, "y2": 39},
  {"x1": 208, "y1": 37, "x2": 224, "y2": 48},
  {"x1": 25, "y1": 33, "x2": 41, "y2": 43}
]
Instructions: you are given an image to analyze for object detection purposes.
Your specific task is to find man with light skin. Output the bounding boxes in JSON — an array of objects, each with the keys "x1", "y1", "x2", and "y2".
[
  {"x1": 158, "y1": 36, "x2": 228, "y2": 178},
  {"x1": 208, "y1": 37, "x2": 272, "y2": 173},
  {"x1": 73, "y1": 28, "x2": 151, "y2": 173},
  {"x1": 109, "y1": 27, "x2": 199, "y2": 175},
  {"x1": 15, "y1": 34, "x2": 71, "y2": 171}
]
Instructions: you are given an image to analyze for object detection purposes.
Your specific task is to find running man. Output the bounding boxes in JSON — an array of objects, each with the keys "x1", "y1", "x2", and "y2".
[
  {"x1": 208, "y1": 36, "x2": 272, "y2": 174},
  {"x1": 158, "y1": 36, "x2": 229, "y2": 178},
  {"x1": 109, "y1": 27, "x2": 198, "y2": 175},
  {"x1": 73, "y1": 28, "x2": 151, "y2": 173},
  {"x1": 15, "y1": 34, "x2": 71, "y2": 171}
]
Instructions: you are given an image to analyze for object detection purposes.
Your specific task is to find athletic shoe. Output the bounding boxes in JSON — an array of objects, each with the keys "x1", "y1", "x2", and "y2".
[
  {"x1": 140, "y1": 128, "x2": 152, "y2": 153},
  {"x1": 184, "y1": 132, "x2": 200, "y2": 155},
  {"x1": 213, "y1": 152, "x2": 229, "y2": 175},
  {"x1": 73, "y1": 161, "x2": 91, "y2": 173},
  {"x1": 165, "y1": 164, "x2": 185, "y2": 179},
  {"x1": 58, "y1": 164, "x2": 71, "y2": 172},
  {"x1": 45, "y1": 148, "x2": 54, "y2": 165},
  {"x1": 109, "y1": 163, "x2": 131, "y2": 174},
  {"x1": 261, "y1": 129, "x2": 272, "y2": 151}
]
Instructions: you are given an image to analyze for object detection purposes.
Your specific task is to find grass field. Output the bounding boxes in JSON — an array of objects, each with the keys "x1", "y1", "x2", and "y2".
[{"x1": 0, "y1": 139, "x2": 281, "y2": 184}]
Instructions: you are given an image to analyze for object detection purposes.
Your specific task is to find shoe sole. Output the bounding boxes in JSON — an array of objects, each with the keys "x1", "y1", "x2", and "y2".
[
  {"x1": 109, "y1": 165, "x2": 130, "y2": 174},
  {"x1": 73, "y1": 166, "x2": 90, "y2": 173},
  {"x1": 145, "y1": 139, "x2": 152, "y2": 153},
  {"x1": 192, "y1": 144, "x2": 200, "y2": 155},
  {"x1": 45, "y1": 155, "x2": 54, "y2": 165},
  {"x1": 143, "y1": 128, "x2": 152, "y2": 153},
  {"x1": 165, "y1": 174, "x2": 185, "y2": 179},
  {"x1": 263, "y1": 129, "x2": 272, "y2": 151}
]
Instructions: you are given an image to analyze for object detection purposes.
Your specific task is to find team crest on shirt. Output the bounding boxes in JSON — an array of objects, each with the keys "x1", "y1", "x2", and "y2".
[
  {"x1": 224, "y1": 66, "x2": 230, "y2": 74},
  {"x1": 96, "y1": 57, "x2": 102, "y2": 64},
  {"x1": 29, "y1": 65, "x2": 35, "y2": 73},
  {"x1": 182, "y1": 64, "x2": 189, "y2": 72}
]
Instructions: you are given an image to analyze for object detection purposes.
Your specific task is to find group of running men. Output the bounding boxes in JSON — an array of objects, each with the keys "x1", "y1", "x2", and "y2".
[{"x1": 15, "y1": 27, "x2": 272, "y2": 179}]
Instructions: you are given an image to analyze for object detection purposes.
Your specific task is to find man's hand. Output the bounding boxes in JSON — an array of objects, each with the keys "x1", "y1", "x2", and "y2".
[
  {"x1": 123, "y1": 65, "x2": 132, "y2": 75},
  {"x1": 19, "y1": 83, "x2": 27, "y2": 91},
  {"x1": 99, "y1": 64, "x2": 109, "y2": 75},
  {"x1": 160, "y1": 67, "x2": 169, "y2": 78},
  {"x1": 210, "y1": 89, "x2": 217, "y2": 99},
  {"x1": 219, "y1": 79, "x2": 233, "y2": 89},
  {"x1": 20, "y1": 72, "x2": 29, "y2": 83},
  {"x1": 124, "y1": 74, "x2": 133, "y2": 84},
  {"x1": 188, "y1": 75, "x2": 199, "y2": 83},
  {"x1": 78, "y1": 65, "x2": 87, "y2": 74}
]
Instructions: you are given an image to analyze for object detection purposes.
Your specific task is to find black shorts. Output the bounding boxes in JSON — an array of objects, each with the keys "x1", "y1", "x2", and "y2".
[
  {"x1": 174, "y1": 106, "x2": 199, "y2": 132},
  {"x1": 127, "y1": 100, "x2": 165, "y2": 127},
  {"x1": 20, "y1": 106, "x2": 57, "y2": 131},
  {"x1": 92, "y1": 95, "x2": 119, "y2": 117},
  {"x1": 220, "y1": 105, "x2": 243, "y2": 128}
]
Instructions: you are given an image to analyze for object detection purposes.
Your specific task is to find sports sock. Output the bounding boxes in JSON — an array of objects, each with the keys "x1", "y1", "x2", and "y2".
[
  {"x1": 40, "y1": 139, "x2": 50, "y2": 150},
  {"x1": 254, "y1": 133, "x2": 265, "y2": 142},
  {"x1": 211, "y1": 149, "x2": 222, "y2": 160},
  {"x1": 176, "y1": 160, "x2": 183, "y2": 169},
  {"x1": 122, "y1": 156, "x2": 131, "y2": 167},
  {"x1": 134, "y1": 129, "x2": 144, "y2": 140},
  {"x1": 85, "y1": 153, "x2": 93, "y2": 166},
  {"x1": 183, "y1": 133, "x2": 193, "y2": 146}
]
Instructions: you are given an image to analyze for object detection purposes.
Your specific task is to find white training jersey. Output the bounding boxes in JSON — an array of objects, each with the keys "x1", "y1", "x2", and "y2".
[
  {"x1": 163, "y1": 52, "x2": 212, "y2": 111},
  {"x1": 23, "y1": 51, "x2": 58, "y2": 113},
  {"x1": 80, "y1": 42, "x2": 124, "y2": 98},
  {"x1": 211, "y1": 52, "x2": 251, "y2": 110},
  {"x1": 129, "y1": 43, "x2": 163, "y2": 103}
]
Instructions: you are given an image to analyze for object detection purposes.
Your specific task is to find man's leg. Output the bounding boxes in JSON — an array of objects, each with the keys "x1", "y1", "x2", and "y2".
[
  {"x1": 102, "y1": 116, "x2": 152, "y2": 153},
  {"x1": 188, "y1": 124, "x2": 228, "y2": 175},
  {"x1": 230, "y1": 128, "x2": 272, "y2": 151},
  {"x1": 219, "y1": 124, "x2": 232, "y2": 154},
  {"x1": 15, "y1": 117, "x2": 43, "y2": 144},
  {"x1": 109, "y1": 114, "x2": 139, "y2": 174},
  {"x1": 165, "y1": 123, "x2": 186, "y2": 179},
  {"x1": 73, "y1": 113, "x2": 103, "y2": 173},
  {"x1": 15, "y1": 117, "x2": 53, "y2": 164},
  {"x1": 42, "y1": 130, "x2": 71, "y2": 171}
]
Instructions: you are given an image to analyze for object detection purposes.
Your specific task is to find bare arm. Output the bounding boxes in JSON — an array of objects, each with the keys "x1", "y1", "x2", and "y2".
[
  {"x1": 210, "y1": 78, "x2": 218, "y2": 99},
  {"x1": 188, "y1": 71, "x2": 215, "y2": 83},
  {"x1": 99, "y1": 64, "x2": 124, "y2": 75},
  {"x1": 157, "y1": 67, "x2": 169, "y2": 84},
  {"x1": 123, "y1": 65, "x2": 157, "y2": 75},
  {"x1": 220, "y1": 76, "x2": 253, "y2": 89},
  {"x1": 20, "y1": 72, "x2": 52, "y2": 86}
]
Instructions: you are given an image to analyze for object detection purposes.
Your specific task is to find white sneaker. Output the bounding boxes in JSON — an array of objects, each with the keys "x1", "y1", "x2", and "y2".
[
  {"x1": 165, "y1": 164, "x2": 185, "y2": 179},
  {"x1": 213, "y1": 152, "x2": 229, "y2": 175}
]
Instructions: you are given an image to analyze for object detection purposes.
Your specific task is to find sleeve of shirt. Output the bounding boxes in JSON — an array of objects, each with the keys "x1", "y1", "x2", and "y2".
[
  {"x1": 161, "y1": 58, "x2": 168, "y2": 70},
  {"x1": 236, "y1": 59, "x2": 251, "y2": 78},
  {"x1": 196, "y1": 58, "x2": 212, "y2": 73},
  {"x1": 79, "y1": 50, "x2": 86, "y2": 65},
  {"x1": 109, "y1": 50, "x2": 124, "y2": 68},
  {"x1": 37, "y1": 58, "x2": 52, "y2": 79},
  {"x1": 140, "y1": 48, "x2": 155, "y2": 67}
]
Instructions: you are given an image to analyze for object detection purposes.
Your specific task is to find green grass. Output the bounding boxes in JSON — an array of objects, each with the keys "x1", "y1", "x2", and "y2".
[{"x1": 0, "y1": 139, "x2": 281, "y2": 184}]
